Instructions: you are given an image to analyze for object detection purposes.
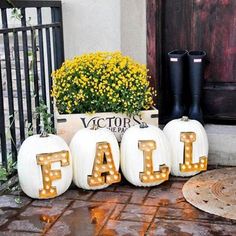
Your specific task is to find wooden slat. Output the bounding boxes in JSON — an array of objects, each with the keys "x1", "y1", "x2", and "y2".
[
  {"x1": 146, "y1": 0, "x2": 236, "y2": 123},
  {"x1": 146, "y1": 0, "x2": 158, "y2": 105}
]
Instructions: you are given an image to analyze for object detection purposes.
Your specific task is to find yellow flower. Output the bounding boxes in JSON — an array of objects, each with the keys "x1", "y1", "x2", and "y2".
[{"x1": 51, "y1": 51, "x2": 156, "y2": 115}]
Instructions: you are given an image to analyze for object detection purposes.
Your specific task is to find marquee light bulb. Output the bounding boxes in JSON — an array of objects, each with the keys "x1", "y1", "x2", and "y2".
[
  {"x1": 36, "y1": 150, "x2": 70, "y2": 198},
  {"x1": 138, "y1": 140, "x2": 170, "y2": 183},
  {"x1": 180, "y1": 132, "x2": 207, "y2": 172},
  {"x1": 88, "y1": 142, "x2": 121, "y2": 187}
]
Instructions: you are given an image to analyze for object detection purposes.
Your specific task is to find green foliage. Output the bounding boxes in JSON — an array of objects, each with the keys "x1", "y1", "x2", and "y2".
[
  {"x1": 14, "y1": 196, "x2": 22, "y2": 204},
  {"x1": 35, "y1": 100, "x2": 55, "y2": 134},
  {"x1": 6, "y1": 0, "x2": 15, "y2": 7},
  {"x1": 0, "y1": 167, "x2": 8, "y2": 181},
  {"x1": 5, "y1": 0, "x2": 22, "y2": 21},
  {"x1": 0, "y1": 157, "x2": 17, "y2": 182},
  {"x1": 11, "y1": 8, "x2": 22, "y2": 21}
]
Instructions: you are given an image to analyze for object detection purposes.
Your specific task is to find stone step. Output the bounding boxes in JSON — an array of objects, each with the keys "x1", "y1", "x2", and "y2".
[
  {"x1": 206, "y1": 124, "x2": 236, "y2": 166},
  {"x1": 159, "y1": 124, "x2": 236, "y2": 166}
]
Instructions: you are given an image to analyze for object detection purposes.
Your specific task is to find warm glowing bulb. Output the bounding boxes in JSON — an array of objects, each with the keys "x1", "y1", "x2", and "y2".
[{"x1": 45, "y1": 177, "x2": 50, "y2": 182}]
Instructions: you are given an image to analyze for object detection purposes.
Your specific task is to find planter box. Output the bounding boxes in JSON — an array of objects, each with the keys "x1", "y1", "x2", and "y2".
[{"x1": 56, "y1": 108, "x2": 159, "y2": 143}]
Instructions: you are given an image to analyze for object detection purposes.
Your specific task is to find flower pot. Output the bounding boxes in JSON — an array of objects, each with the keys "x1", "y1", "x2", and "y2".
[{"x1": 56, "y1": 108, "x2": 159, "y2": 143}]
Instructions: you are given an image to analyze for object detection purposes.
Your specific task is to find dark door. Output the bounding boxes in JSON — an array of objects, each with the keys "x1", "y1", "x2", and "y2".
[{"x1": 147, "y1": 0, "x2": 236, "y2": 123}]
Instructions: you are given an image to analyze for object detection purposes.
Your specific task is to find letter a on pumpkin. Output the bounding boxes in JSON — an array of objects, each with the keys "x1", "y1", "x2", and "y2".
[{"x1": 88, "y1": 142, "x2": 121, "y2": 187}]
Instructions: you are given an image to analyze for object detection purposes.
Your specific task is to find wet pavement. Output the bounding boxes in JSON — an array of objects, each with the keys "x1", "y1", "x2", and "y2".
[{"x1": 0, "y1": 177, "x2": 236, "y2": 236}]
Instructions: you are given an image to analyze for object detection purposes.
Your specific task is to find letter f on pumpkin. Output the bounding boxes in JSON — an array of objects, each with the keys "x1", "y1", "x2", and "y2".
[{"x1": 36, "y1": 150, "x2": 70, "y2": 198}]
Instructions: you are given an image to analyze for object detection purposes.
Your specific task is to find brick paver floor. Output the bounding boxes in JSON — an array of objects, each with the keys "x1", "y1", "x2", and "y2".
[{"x1": 0, "y1": 177, "x2": 235, "y2": 235}]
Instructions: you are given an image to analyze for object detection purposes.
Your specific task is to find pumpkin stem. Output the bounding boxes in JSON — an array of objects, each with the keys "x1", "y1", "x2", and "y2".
[
  {"x1": 140, "y1": 122, "x2": 149, "y2": 128},
  {"x1": 181, "y1": 116, "x2": 189, "y2": 121},
  {"x1": 40, "y1": 130, "x2": 49, "y2": 138}
]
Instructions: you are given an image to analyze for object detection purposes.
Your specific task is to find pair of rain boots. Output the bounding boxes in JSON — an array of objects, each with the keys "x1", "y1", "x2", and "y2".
[{"x1": 168, "y1": 50, "x2": 206, "y2": 124}]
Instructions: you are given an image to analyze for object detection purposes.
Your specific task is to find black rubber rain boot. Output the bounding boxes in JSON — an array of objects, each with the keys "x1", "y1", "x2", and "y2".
[
  {"x1": 168, "y1": 50, "x2": 187, "y2": 119},
  {"x1": 188, "y1": 50, "x2": 206, "y2": 124}
]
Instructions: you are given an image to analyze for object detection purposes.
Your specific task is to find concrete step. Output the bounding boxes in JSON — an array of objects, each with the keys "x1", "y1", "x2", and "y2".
[
  {"x1": 206, "y1": 124, "x2": 236, "y2": 166},
  {"x1": 160, "y1": 123, "x2": 236, "y2": 166}
]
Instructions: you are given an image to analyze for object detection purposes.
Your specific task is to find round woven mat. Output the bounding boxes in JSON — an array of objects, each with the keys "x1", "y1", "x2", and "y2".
[{"x1": 182, "y1": 167, "x2": 236, "y2": 220}]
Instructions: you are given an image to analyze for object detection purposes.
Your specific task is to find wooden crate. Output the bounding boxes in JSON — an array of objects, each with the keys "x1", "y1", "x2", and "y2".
[{"x1": 56, "y1": 108, "x2": 159, "y2": 143}]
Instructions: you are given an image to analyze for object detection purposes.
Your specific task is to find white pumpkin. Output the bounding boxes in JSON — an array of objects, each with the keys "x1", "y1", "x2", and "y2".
[
  {"x1": 163, "y1": 116, "x2": 208, "y2": 177},
  {"x1": 70, "y1": 127, "x2": 120, "y2": 190},
  {"x1": 121, "y1": 123, "x2": 171, "y2": 187},
  {"x1": 18, "y1": 134, "x2": 73, "y2": 199}
]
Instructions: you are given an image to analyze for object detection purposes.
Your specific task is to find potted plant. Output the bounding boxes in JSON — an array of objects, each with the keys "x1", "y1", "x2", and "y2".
[{"x1": 52, "y1": 51, "x2": 158, "y2": 143}]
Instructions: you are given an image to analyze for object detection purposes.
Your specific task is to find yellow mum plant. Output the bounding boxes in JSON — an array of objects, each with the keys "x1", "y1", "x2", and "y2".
[{"x1": 52, "y1": 51, "x2": 156, "y2": 115}]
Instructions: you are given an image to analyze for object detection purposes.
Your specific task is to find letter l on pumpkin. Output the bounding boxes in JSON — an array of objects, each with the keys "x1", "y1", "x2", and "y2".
[
  {"x1": 180, "y1": 132, "x2": 207, "y2": 172},
  {"x1": 139, "y1": 140, "x2": 170, "y2": 183}
]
